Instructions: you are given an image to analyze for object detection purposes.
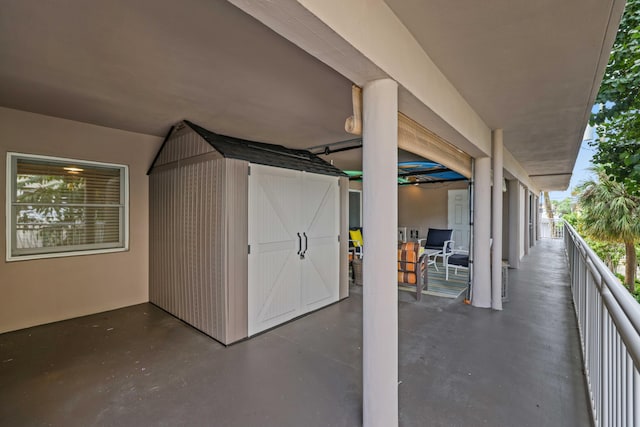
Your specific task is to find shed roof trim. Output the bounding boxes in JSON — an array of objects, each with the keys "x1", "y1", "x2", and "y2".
[
  {"x1": 183, "y1": 121, "x2": 346, "y2": 177},
  {"x1": 184, "y1": 120, "x2": 347, "y2": 176}
]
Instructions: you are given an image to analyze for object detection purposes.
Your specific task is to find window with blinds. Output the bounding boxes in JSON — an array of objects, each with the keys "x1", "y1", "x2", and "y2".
[{"x1": 7, "y1": 153, "x2": 128, "y2": 260}]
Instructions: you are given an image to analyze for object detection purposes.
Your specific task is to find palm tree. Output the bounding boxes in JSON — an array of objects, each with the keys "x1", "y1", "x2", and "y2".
[
  {"x1": 543, "y1": 191, "x2": 554, "y2": 220},
  {"x1": 543, "y1": 191, "x2": 555, "y2": 236},
  {"x1": 578, "y1": 169, "x2": 640, "y2": 292}
]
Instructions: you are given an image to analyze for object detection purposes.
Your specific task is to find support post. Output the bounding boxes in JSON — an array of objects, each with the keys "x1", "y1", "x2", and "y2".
[
  {"x1": 473, "y1": 157, "x2": 491, "y2": 308},
  {"x1": 491, "y1": 130, "x2": 503, "y2": 310},
  {"x1": 533, "y1": 195, "x2": 540, "y2": 245},
  {"x1": 508, "y1": 180, "x2": 521, "y2": 269},
  {"x1": 524, "y1": 190, "x2": 530, "y2": 255},
  {"x1": 362, "y1": 78, "x2": 398, "y2": 427}
]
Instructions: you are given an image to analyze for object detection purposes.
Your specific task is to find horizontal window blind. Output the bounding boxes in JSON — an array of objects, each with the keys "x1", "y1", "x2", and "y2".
[{"x1": 8, "y1": 154, "x2": 128, "y2": 258}]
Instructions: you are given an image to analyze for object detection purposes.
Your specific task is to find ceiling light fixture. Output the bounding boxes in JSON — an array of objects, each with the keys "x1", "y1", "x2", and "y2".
[{"x1": 63, "y1": 166, "x2": 84, "y2": 173}]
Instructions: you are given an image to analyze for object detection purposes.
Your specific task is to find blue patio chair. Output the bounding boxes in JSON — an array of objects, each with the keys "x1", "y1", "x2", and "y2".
[
  {"x1": 419, "y1": 228, "x2": 454, "y2": 270},
  {"x1": 445, "y1": 249, "x2": 469, "y2": 280}
]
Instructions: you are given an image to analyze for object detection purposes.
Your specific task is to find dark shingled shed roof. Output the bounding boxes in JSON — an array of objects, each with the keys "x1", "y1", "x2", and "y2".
[{"x1": 184, "y1": 121, "x2": 346, "y2": 177}]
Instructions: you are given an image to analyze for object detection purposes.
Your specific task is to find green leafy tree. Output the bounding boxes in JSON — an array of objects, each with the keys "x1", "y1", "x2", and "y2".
[
  {"x1": 590, "y1": 0, "x2": 640, "y2": 193},
  {"x1": 561, "y1": 197, "x2": 624, "y2": 274},
  {"x1": 592, "y1": 0, "x2": 640, "y2": 124},
  {"x1": 591, "y1": 111, "x2": 640, "y2": 194},
  {"x1": 543, "y1": 192, "x2": 554, "y2": 219},
  {"x1": 562, "y1": 211, "x2": 579, "y2": 228},
  {"x1": 587, "y1": 239, "x2": 624, "y2": 274},
  {"x1": 552, "y1": 197, "x2": 573, "y2": 217},
  {"x1": 578, "y1": 170, "x2": 640, "y2": 292}
]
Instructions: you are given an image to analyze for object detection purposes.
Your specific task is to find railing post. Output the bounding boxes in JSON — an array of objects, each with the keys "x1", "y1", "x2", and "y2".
[
  {"x1": 627, "y1": 353, "x2": 633, "y2": 426},
  {"x1": 631, "y1": 369, "x2": 640, "y2": 426},
  {"x1": 603, "y1": 311, "x2": 608, "y2": 427},
  {"x1": 617, "y1": 335, "x2": 622, "y2": 426},
  {"x1": 607, "y1": 319, "x2": 611, "y2": 427}
]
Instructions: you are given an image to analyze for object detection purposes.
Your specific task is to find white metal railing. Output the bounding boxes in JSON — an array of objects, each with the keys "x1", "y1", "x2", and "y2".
[
  {"x1": 540, "y1": 218, "x2": 565, "y2": 239},
  {"x1": 564, "y1": 222, "x2": 640, "y2": 426}
]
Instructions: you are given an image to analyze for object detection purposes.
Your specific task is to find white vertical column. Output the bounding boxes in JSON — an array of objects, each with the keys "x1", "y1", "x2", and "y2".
[
  {"x1": 362, "y1": 78, "x2": 398, "y2": 427},
  {"x1": 524, "y1": 190, "x2": 530, "y2": 255},
  {"x1": 473, "y1": 157, "x2": 491, "y2": 308},
  {"x1": 533, "y1": 195, "x2": 540, "y2": 245},
  {"x1": 491, "y1": 130, "x2": 503, "y2": 310},
  {"x1": 508, "y1": 180, "x2": 521, "y2": 269}
]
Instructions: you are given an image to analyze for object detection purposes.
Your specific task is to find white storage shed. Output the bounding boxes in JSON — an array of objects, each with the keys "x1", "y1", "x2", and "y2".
[{"x1": 148, "y1": 121, "x2": 349, "y2": 344}]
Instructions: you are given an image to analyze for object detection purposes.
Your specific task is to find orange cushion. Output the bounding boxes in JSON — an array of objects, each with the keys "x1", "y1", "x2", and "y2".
[
  {"x1": 398, "y1": 242, "x2": 420, "y2": 273},
  {"x1": 398, "y1": 271, "x2": 417, "y2": 284}
]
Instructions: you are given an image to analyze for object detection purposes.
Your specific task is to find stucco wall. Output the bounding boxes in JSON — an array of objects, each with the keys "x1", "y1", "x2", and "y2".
[
  {"x1": 0, "y1": 107, "x2": 162, "y2": 333},
  {"x1": 398, "y1": 181, "x2": 468, "y2": 238}
]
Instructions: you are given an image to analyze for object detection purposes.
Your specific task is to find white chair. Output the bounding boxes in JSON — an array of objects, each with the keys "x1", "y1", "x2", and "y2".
[
  {"x1": 434, "y1": 240, "x2": 455, "y2": 270},
  {"x1": 445, "y1": 249, "x2": 469, "y2": 280},
  {"x1": 349, "y1": 241, "x2": 363, "y2": 259},
  {"x1": 418, "y1": 228, "x2": 454, "y2": 271}
]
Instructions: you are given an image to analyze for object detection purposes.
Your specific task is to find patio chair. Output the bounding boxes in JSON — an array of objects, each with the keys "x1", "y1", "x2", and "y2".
[
  {"x1": 445, "y1": 249, "x2": 469, "y2": 280},
  {"x1": 349, "y1": 227, "x2": 363, "y2": 259},
  {"x1": 398, "y1": 242, "x2": 428, "y2": 301},
  {"x1": 419, "y1": 228, "x2": 454, "y2": 270}
]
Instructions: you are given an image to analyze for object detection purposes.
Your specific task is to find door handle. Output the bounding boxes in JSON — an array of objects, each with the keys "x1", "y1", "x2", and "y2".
[
  {"x1": 303, "y1": 232, "x2": 308, "y2": 256},
  {"x1": 297, "y1": 232, "x2": 302, "y2": 255}
]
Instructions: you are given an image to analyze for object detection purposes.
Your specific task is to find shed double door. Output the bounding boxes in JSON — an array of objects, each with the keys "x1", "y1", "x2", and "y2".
[{"x1": 248, "y1": 164, "x2": 340, "y2": 335}]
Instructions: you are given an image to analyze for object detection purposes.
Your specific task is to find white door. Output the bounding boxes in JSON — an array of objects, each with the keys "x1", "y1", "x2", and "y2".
[
  {"x1": 248, "y1": 165, "x2": 340, "y2": 335},
  {"x1": 301, "y1": 172, "x2": 340, "y2": 312},
  {"x1": 248, "y1": 165, "x2": 302, "y2": 335},
  {"x1": 448, "y1": 189, "x2": 470, "y2": 250}
]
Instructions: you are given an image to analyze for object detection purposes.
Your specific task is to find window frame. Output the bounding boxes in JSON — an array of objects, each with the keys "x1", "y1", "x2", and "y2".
[{"x1": 6, "y1": 152, "x2": 129, "y2": 261}]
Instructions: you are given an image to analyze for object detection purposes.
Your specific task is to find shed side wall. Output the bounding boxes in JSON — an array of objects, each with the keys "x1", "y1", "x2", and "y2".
[{"x1": 149, "y1": 152, "x2": 227, "y2": 342}]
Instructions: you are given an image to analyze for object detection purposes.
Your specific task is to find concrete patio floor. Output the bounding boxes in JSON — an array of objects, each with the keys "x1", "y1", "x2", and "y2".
[{"x1": 0, "y1": 239, "x2": 590, "y2": 426}]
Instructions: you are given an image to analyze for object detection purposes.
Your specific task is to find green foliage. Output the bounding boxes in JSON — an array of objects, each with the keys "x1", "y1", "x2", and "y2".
[
  {"x1": 561, "y1": 211, "x2": 579, "y2": 228},
  {"x1": 592, "y1": 0, "x2": 640, "y2": 124},
  {"x1": 577, "y1": 169, "x2": 640, "y2": 291},
  {"x1": 589, "y1": 238, "x2": 625, "y2": 271},
  {"x1": 615, "y1": 273, "x2": 640, "y2": 303},
  {"x1": 590, "y1": 1, "x2": 640, "y2": 194},
  {"x1": 552, "y1": 198, "x2": 573, "y2": 218},
  {"x1": 590, "y1": 111, "x2": 640, "y2": 194},
  {"x1": 578, "y1": 170, "x2": 640, "y2": 243},
  {"x1": 567, "y1": 208, "x2": 625, "y2": 273}
]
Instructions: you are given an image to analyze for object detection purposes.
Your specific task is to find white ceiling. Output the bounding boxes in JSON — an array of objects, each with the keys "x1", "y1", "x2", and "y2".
[
  {"x1": 0, "y1": 0, "x2": 353, "y2": 147},
  {"x1": 0, "y1": 0, "x2": 621, "y2": 190},
  {"x1": 385, "y1": 0, "x2": 620, "y2": 189}
]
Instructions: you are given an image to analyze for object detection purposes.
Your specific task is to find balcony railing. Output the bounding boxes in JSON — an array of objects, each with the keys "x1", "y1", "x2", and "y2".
[
  {"x1": 564, "y1": 222, "x2": 640, "y2": 426},
  {"x1": 541, "y1": 217, "x2": 564, "y2": 239}
]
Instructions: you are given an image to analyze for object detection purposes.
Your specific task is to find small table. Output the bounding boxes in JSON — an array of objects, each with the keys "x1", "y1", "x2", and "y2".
[{"x1": 423, "y1": 248, "x2": 441, "y2": 271}]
